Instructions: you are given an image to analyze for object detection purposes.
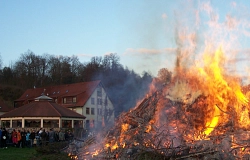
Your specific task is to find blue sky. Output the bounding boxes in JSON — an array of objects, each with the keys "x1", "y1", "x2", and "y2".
[{"x1": 1, "y1": 0, "x2": 250, "y2": 77}]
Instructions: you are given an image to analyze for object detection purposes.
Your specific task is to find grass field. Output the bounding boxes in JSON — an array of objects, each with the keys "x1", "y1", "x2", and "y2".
[{"x1": 0, "y1": 146, "x2": 70, "y2": 160}]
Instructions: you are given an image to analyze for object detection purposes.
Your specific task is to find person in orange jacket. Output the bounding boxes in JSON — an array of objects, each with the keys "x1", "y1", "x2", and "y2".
[{"x1": 17, "y1": 130, "x2": 21, "y2": 148}]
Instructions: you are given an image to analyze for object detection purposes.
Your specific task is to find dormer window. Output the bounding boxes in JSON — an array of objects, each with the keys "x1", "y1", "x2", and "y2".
[
  {"x1": 73, "y1": 97, "x2": 76, "y2": 103},
  {"x1": 63, "y1": 96, "x2": 76, "y2": 104}
]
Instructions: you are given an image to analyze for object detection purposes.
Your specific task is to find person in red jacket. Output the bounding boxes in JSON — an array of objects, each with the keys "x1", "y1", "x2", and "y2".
[{"x1": 12, "y1": 129, "x2": 18, "y2": 147}]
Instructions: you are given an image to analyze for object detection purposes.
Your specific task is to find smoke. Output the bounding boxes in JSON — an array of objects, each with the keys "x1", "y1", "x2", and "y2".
[{"x1": 170, "y1": 1, "x2": 250, "y2": 84}]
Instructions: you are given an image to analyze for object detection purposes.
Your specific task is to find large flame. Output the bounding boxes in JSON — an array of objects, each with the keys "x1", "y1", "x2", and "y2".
[{"x1": 196, "y1": 47, "x2": 249, "y2": 135}]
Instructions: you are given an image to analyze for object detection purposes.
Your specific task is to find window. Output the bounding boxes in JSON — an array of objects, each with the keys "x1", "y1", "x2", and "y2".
[
  {"x1": 42, "y1": 120, "x2": 59, "y2": 128},
  {"x1": 97, "y1": 98, "x2": 102, "y2": 105},
  {"x1": 74, "y1": 120, "x2": 83, "y2": 128},
  {"x1": 86, "y1": 107, "x2": 90, "y2": 114},
  {"x1": 73, "y1": 97, "x2": 76, "y2": 103},
  {"x1": 63, "y1": 97, "x2": 76, "y2": 104},
  {"x1": 98, "y1": 108, "x2": 102, "y2": 115},
  {"x1": 106, "y1": 108, "x2": 112, "y2": 116},
  {"x1": 12, "y1": 120, "x2": 22, "y2": 128},
  {"x1": 25, "y1": 120, "x2": 42, "y2": 128},
  {"x1": 2, "y1": 120, "x2": 10, "y2": 128},
  {"x1": 86, "y1": 120, "x2": 90, "y2": 129},
  {"x1": 91, "y1": 108, "x2": 95, "y2": 115},
  {"x1": 62, "y1": 120, "x2": 72, "y2": 128},
  {"x1": 91, "y1": 98, "x2": 95, "y2": 105},
  {"x1": 97, "y1": 87, "x2": 102, "y2": 97}
]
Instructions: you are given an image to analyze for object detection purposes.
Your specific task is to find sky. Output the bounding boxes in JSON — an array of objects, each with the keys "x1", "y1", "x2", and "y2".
[{"x1": 1, "y1": 0, "x2": 250, "y2": 77}]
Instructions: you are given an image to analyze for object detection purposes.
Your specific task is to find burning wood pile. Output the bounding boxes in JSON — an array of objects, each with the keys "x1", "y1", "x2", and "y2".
[{"x1": 69, "y1": 48, "x2": 250, "y2": 159}]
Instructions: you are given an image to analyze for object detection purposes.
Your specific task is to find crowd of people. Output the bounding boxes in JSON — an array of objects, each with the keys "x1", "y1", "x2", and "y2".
[{"x1": 0, "y1": 127, "x2": 74, "y2": 148}]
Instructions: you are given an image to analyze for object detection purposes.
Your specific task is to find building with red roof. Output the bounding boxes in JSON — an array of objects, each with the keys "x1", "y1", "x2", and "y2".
[
  {"x1": 1, "y1": 94, "x2": 85, "y2": 129},
  {"x1": 10, "y1": 80, "x2": 114, "y2": 129}
]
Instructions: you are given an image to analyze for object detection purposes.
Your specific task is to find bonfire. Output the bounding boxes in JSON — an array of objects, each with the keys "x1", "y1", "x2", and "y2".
[{"x1": 65, "y1": 47, "x2": 250, "y2": 160}]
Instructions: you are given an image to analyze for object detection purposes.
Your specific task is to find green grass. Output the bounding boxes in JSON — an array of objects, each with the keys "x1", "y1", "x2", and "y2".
[
  {"x1": 0, "y1": 146, "x2": 36, "y2": 160},
  {"x1": 0, "y1": 146, "x2": 70, "y2": 160}
]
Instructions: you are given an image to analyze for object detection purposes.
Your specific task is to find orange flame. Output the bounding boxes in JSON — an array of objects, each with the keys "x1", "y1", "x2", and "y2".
[
  {"x1": 197, "y1": 47, "x2": 249, "y2": 135},
  {"x1": 121, "y1": 123, "x2": 129, "y2": 132}
]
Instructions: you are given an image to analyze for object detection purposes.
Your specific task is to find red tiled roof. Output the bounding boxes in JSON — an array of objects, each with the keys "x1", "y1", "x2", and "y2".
[
  {"x1": 15, "y1": 80, "x2": 101, "y2": 107},
  {"x1": 0, "y1": 100, "x2": 13, "y2": 112},
  {"x1": 0, "y1": 101, "x2": 85, "y2": 118}
]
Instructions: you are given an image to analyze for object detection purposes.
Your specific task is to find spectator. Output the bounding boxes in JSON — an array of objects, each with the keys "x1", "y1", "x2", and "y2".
[
  {"x1": 26, "y1": 130, "x2": 30, "y2": 147},
  {"x1": 37, "y1": 128, "x2": 43, "y2": 145},
  {"x1": 68, "y1": 130, "x2": 74, "y2": 142},
  {"x1": 21, "y1": 129, "x2": 27, "y2": 148},
  {"x1": 29, "y1": 130, "x2": 36, "y2": 147},
  {"x1": 0, "y1": 128, "x2": 2, "y2": 148},
  {"x1": 17, "y1": 130, "x2": 21, "y2": 148},
  {"x1": 54, "y1": 130, "x2": 59, "y2": 142},
  {"x1": 59, "y1": 130, "x2": 65, "y2": 141},
  {"x1": 48, "y1": 128, "x2": 55, "y2": 143},
  {"x1": 12, "y1": 129, "x2": 18, "y2": 147},
  {"x1": 2, "y1": 128, "x2": 8, "y2": 149},
  {"x1": 37, "y1": 128, "x2": 42, "y2": 136},
  {"x1": 7, "y1": 129, "x2": 12, "y2": 146},
  {"x1": 46, "y1": 130, "x2": 49, "y2": 144},
  {"x1": 35, "y1": 132, "x2": 40, "y2": 146},
  {"x1": 65, "y1": 131, "x2": 69, "y2": 141},
  {"x1": 40, "y1": 129, "x2": 47, "y2": 146}
]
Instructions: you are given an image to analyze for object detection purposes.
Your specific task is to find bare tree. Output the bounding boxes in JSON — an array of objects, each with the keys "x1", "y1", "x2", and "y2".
[
  {"x1": 80, "y1": 56, "x2": 103, "y2": 81},
  {"x1": 13, "y1": 50, "x2": 50, "y2": 88},
  {"x1": 47, "y1": 55, "x2": 63, "y2": 84},
  {"x1": 102, "y1": 53, "x2": 120, "y2": 71},
  {"x1": 157, "y1": 68, "x2": 172, "y2": 84},
  {"x1": 70, "y1": 55, "x2": 82, "y2": 82},
  {"x1": 61, "y1": 56, "x2": 73, "y2": 84},
  {"x1": 1, "y1": 67, "x2": 13, "y2": 84}
]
